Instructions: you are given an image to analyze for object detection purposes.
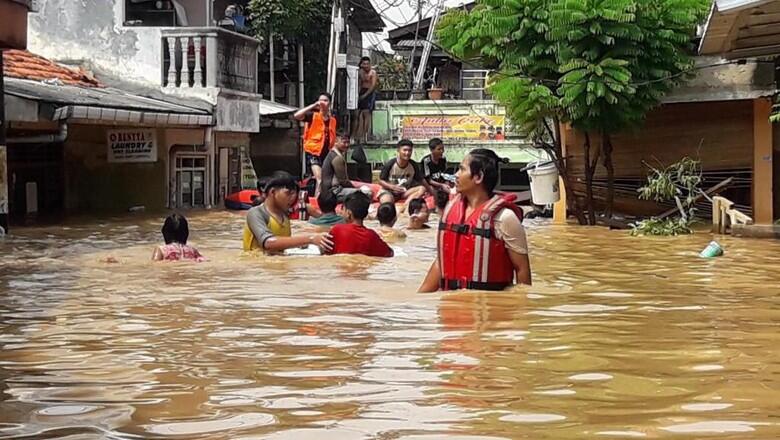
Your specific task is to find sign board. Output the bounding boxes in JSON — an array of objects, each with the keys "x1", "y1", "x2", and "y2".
[
  {"x1": 401, "y1": 115, "x2": 507, "y2": 141},
  {"x1": 107, "y1": 129, "x2": 157, "y2": 163},
  {"x1": 239, "y1": 146, "x2": 258, "y2": 190}
]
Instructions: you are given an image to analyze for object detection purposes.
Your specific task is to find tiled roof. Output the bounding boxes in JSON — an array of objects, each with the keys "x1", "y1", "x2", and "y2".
[{"x1": 3, "y1": 49, "x2": 101, "y2": 87}]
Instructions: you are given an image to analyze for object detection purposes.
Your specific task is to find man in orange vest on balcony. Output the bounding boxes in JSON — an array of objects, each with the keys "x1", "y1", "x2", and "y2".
[
  {"x1": 418, "y1": 148, "x2": 532, "y2": 292},
  {"x1": 294, "y1": 92, "x2": 337, "y2": 195}
]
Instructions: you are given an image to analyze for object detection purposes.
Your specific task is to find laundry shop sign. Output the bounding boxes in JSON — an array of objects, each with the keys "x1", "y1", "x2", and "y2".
[{"x1": 107, "y1": 129, "x2": 157, "y2": 163}]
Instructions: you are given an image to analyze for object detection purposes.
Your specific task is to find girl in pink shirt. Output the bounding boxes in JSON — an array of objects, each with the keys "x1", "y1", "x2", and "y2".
[{"x1": 152, "y1": 214, "x2": 205, "y2": 262}]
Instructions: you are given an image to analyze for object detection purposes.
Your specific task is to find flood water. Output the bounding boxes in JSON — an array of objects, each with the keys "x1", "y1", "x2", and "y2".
[{"x1": 1, "y1": 210, "x2": 780, "y2": 439}]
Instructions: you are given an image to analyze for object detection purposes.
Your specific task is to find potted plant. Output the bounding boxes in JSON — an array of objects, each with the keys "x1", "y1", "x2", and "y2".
[
  {"x1": 426, "y1": 67, "x2": 443, "y2": 100},
  {"x1": 376, "y1": 57, "x2": 411, "y2": 100}
]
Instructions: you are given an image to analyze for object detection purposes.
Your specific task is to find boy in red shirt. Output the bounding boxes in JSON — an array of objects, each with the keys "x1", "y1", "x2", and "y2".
[{"x1": 330, "y1": 192, "x2": 394, "y2": 257}]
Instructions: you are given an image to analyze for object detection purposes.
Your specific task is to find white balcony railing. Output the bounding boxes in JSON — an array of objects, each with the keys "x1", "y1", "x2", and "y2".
[{"x1": 161, "y1": 27, "x2": 259, "y2": 94}]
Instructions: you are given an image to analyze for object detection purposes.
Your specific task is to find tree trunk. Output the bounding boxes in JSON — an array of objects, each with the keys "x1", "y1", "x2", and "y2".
[
  {"x1": 550, "y1": 120, "x2": 587, "y2": 225},
  {"x1": 583, "y1": 132, "x2": 597, "y2": 225},
  {"x1": 602, "y1": 132, "x2": 615, "y2": 219}
]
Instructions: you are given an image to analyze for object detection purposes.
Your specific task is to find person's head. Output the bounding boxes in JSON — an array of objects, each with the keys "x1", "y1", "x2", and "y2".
[
  {"x1": 263, "y1": 171, "x2": 299, "y2": 209},
  {"x1": 161, "y1": 213, "x2": 189, "y2": 245},
  {"x1": 408, "y1": 198, "x2": 428, "y2": 217},
  {"x1": 378, "y1": 191, "x2": 395, "y2": 205},
  {"x1": 359, "y1": 56, "x2": 372, "y2": 72},
  {"x1": 435, "y1": 189, "x2": 449, "y2": 213},
  {"x1": 456, "y1": 148, "x2": 507, "y2": 196},
  {"x1": 317, "y1": 190, "x2": 338, "y2": 214},
  {"x1": 407, "y1": 198, "x2": 430, "y2": 229},
  {"x1": 342, "y1": 191, "x2": 371, "y2": 222},
  {"x1": 428, "y1": 138, "x2": 444, "y2": 160},
  {"x1": 318, "y1": 92, "x2": 332, "y2": 112},
  {"x1": 376, "y1": 202, "x2": 398, "y2": 227},
  {"x1": 334, "y1": 131, "x2": 350, "y2": 153},
  {"x1": 397, "y1": 139, "x2": 414, "y2": 163}
]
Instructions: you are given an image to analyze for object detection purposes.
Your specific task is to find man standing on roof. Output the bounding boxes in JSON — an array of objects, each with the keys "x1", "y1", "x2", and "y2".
[
  {"x1": 295, "y1": 92, "x2": 337, "y2": 196},
  {"x1": 419, "y1": 148, "x2": 532, "y2": 292},
  {"x1": 353, "y1": 56, "x2": 378, "y2": 142}
]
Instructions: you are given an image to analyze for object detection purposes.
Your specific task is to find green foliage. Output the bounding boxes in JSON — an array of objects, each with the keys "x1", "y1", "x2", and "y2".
[
  {"x1": 376, "y1": 57, "x2": 411, "y2": 90},
  {"x1": 630, "y1": 217, "x2": 694, "y2": 236},
  {"x1": 436, "y1": 0, "x2": 709, "y2": 137},
  {"x1": 631, "y1": 157, "x2": 703, "y2": 236},
  {"x1": 247, "y1": 0, "x2": 331, "y2": 101}
]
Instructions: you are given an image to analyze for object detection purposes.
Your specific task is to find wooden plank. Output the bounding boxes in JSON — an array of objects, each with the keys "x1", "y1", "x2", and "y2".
[{"x1": 656, "y1": 177, "x2": 734, "y2": 219}]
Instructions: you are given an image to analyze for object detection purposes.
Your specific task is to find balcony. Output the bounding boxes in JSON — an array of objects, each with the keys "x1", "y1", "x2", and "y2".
[{"x1": 161, "y1": 27, "x2": 258, "y2": 94}]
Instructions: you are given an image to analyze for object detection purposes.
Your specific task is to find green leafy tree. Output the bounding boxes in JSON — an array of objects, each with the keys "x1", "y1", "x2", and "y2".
[
  {"x1": 247, "y1": 0, "x2": 331, "y2": 101},
  {"x1": 438, "y1": 0, "x2": 708, "y2": 225}
]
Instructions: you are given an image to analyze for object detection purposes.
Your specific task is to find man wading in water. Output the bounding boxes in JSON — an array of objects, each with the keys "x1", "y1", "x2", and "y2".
[{"x1": 419, "y1": 149, "x2": 532, "y2": 292}]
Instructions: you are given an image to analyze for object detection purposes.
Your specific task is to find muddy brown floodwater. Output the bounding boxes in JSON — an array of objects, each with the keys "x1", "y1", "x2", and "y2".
[{"x1": 1, "y1": 210, "x2": 780, "y2": 439}]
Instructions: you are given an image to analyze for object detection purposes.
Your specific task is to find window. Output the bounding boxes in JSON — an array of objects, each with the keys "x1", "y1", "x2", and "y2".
[
  {"x1": 460, "y1": 70, "x2": 491, "y2": 100},
  {"x1": 124, "y1": 0, "x2": 190, "y2": 26},
  {"x1": 175, "y1": 154, "x2": 207, "y2": 208}
]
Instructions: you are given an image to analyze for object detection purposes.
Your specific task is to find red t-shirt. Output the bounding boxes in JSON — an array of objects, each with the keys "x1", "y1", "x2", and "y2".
[{"x1": 330, "y1": 223, "x2": 393, "y2": 257}]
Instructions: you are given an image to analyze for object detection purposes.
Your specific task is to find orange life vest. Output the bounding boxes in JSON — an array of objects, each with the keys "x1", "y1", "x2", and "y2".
[
  {"x1": 303, "y1": 112, "x2": 337, "y2": 156},
  {"x1": 438, "y1": 193, "x2": 522, "y2": 291}
]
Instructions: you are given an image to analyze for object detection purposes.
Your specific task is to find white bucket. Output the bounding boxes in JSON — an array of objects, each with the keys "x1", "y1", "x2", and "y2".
[{"x1": 528, "y1": 162, "x2": 560, "y2": 205}]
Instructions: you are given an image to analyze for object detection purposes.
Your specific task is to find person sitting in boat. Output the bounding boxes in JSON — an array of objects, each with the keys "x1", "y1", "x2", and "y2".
[
  {"x1": 419, "y1": 148, "x2": 532, "y2": 292},
  {"x1": 243, "y1": 172, "x2": 333, "y2": 254},
  {"x1": 330, "y1": 192, "x2": 393, "y2": 258},
  {"x1": 376, "y1": 202, "x2": 406, "y2": 241},
  {"x1": 309, "y1": 190, "x2": 345, "y2": 229},
  {"x1": 320, "y1": 132, "x2": 369, "y2": 202},
  {"x1": 406, "y1": 198, "x2": 431, "y2": 230},
  {"x1": 378, "y1": 139, "x2": 434, "y2": 203},
  {"x1": 152, "y1": 214, "x2": 205, "y2": 262}
]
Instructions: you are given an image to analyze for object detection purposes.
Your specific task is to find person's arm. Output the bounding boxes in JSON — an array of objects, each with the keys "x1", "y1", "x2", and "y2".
[
  {"x1": 494, "y1": 208, "x2": 532, "y2": 285},
  {"x1": 152, "y1": 246, "x2": 164, "y2": 261},
  {"x1": 263, "y1": 233, "x2": 334, "y2": 253},
  {"x1": 508, "y1": 249, "x2": 532, "y2": 285},
  {"x1": 418, "y1": 258, "x2": 441, "y2": 292},
  {"x1": 294, "y1": 102, "x2": 319, "y2": 121},
  {"x1": 333, "y1": 155, "x2": 354, "y2": 188}
]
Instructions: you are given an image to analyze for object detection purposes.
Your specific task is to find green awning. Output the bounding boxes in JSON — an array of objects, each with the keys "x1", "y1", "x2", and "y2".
[{"x1": 351, "y1": 143, "x2": 550, "y2": 164}]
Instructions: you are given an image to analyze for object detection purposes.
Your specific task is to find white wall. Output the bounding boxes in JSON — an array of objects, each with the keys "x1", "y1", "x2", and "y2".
[{"x1": 27, "y1": 0, "x2": 165, "y2": 86}]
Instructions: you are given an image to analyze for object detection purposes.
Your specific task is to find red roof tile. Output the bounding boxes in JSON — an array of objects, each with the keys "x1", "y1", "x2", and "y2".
[{"x1": 3, "y1": 49, "x2": 101, "y2": 87}]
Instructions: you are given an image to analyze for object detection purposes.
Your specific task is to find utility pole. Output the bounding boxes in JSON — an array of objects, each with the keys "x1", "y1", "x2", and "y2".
[
  {"x1": 0, "y1": 50, "x2": 8, "y2": 234},
  {"x1": 413, "y1": 0, "x2": 445, "y2": 91},
  {"x1": 407, "y1": 0, "x2": 423, "y2": 94}
]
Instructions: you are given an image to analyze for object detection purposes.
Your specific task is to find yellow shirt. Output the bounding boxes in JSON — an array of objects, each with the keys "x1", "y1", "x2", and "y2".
[{"x1": 243, "y1": 204, "x2": 292, "y2": 251}]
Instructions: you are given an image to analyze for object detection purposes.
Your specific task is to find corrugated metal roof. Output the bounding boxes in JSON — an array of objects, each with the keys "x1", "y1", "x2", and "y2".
[
  {"x1": 700, "y1": 0, "x2": 780, "y2": 58},
  {"x1": 4, "y1": 78, "x2": 212, "y2": 115},
  {"x1": 258, "y1": 100, "x2": 297, "y2": 116}
]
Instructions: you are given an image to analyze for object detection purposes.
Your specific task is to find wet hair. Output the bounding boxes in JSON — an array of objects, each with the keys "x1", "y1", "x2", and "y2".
[
  {"x1": 318, "y1": 92, "x2": 332, "y2": 101},
  {"x1": 161, "y1": 214, "x2": 189, "y2": 245},
  {"x1": 360, "y1": 56, "x2": 371, "y2": 65},
  {"x1": 264, "y1": 171, "x2": 298, "y2": 193},
  {"x1": 435, "y1": 190, "x2": 449, "y2": 210},
  {"x1": 343, "y1": 191, "x2": 370, "y2": 220},
  {"x1": 376, "y1": 202, "x2": 397, "y2": 226},
  {"x1": 397, "y1": 139, "x2": 414, "y2": 149},
  {"x1": 335, "y1": 130, "x2": 350, "y2": 143},
  {"x1": 317, "y1": 190, "x2": 338, "y2": 213},
  {"x1": 467, "y1": 148, "x2": 509, "y2": 194},
  {"x1": 407, "y1": 198, "x2": 427, "y2": 216},
  {"x1": 428, "y1": 138, "x2": 443, "y2": 150}
]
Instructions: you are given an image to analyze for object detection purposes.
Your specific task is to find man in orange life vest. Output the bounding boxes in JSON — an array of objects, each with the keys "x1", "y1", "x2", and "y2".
[
  {"x1": 294, "y1": 92, "x2": 337, "y2": 195},
  {"x1": 419, "y1": 148, "x2": 532, "y2": 292}
]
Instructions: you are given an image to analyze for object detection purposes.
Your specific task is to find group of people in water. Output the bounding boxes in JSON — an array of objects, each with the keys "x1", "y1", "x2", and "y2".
[{"x1": 153, "y1": 91, "x2": 532, "y2": 291}]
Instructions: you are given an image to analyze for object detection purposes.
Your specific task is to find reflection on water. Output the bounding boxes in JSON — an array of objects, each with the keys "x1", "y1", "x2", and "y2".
[{"x1": 1, "y1": 210, "x2": 780, "y2": 439}]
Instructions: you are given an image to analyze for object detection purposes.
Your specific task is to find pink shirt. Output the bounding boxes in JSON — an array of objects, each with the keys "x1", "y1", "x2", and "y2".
[{"x1": 157, "y1": 243, "x2": 205, "y2": 262}]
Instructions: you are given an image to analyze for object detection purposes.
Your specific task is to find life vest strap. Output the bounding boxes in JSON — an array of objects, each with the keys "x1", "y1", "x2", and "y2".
[
  {"x1": 438, "y1": 222, "x2": 492, "y2": 238},
  {"x1": 440, "y1": 278, "x2": 509, "y2": 291}
]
